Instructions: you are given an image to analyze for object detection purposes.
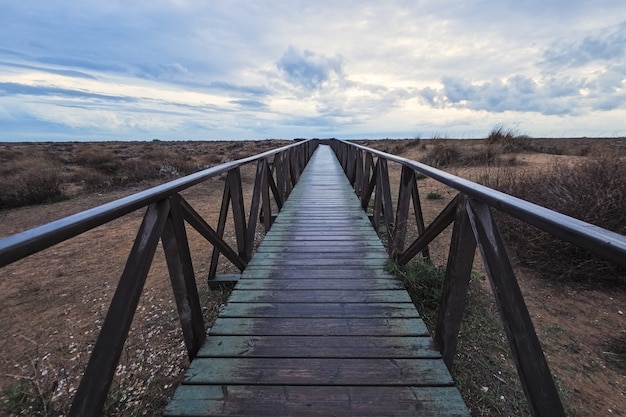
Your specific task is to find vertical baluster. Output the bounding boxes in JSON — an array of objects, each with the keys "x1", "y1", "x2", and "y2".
[
  {"x1": 162, "y1": 194, "x2": 205, "y2": 359},
  {"x1": 435, "y1": 196, "x2": 476, "y2": 367}
]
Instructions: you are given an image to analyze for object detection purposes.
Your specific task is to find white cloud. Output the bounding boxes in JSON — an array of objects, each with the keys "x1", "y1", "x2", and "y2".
[
  {"x1": 1, "y1": 1, "x2": 626, "y2": 140},
  {"x1": 277, "y1": 46, "x2": 343, "y2": 90}
]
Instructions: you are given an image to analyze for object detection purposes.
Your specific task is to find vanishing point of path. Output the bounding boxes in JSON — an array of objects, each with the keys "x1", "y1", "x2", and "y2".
[{"x1": 164, "y1": 145, "x2": 469, "y2": 416}]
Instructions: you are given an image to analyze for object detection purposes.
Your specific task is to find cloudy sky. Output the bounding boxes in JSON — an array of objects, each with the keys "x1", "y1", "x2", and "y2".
[{"x1": 1, "y1": 1, "x2": 626, "y2": 141}]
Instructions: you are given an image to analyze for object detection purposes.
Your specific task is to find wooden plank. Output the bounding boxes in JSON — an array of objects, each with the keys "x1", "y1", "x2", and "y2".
[
  {"x1": 219, "y1": 302, "x2": 420, "y2": 318},
  {"x1": 227, "y1": 289, "x2": 412, "y2": 303},
  {"x1": 210, "y1": 317, "x2": 428, "y2": 336},
  {"x1": 245, "y1": 257, "x2": 388, "y2": 268},
  {"x1": 246, "y1": 251, "x2": 389, "y2": 260},
  {"x1": 260, "y1": 234, "x2": 382, "y2": 242},
  {"x1": 234, "y1": 278, "x2": 403, "y2": 290},
  {"x1": 165, "y1": 386, "x2": 469, "y2": 417},
  {"x1": 254, "y1": 246, "x2": 384, "y2": 255},
  {"x1": 183, "y1": 358, "x2": 454, "y2": 386},
  {"x1": 241, "y1": 268, "x2": 394, "y2": 279},
  {"x1": 196, "y1": 335, "x2": 439, "y2": 358}
]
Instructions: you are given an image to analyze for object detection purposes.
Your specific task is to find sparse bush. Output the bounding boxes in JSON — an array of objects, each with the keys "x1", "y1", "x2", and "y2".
[
  {"x1": 485, "y1": 154, "x2": 626, "y2": 287},
  {"x1": 422, "y1": 140, "x2": 461, "y2": 167},
  {"x1": 0, "y1": 160, "x2": 66, "y2": 208},
  {"x1": 120, "y1": 159, "x2": 159, "y2": 183},
  {"x1": 421, "y1": 134, "x2": 523, "y2": 168},
  {"x1": 81, "y1": 171, "x2": 111, "y2": 192},
  {"x1": 486, "y1": 125, "x2": 530, "y2": 153},
  {"x1": 73, "y1": 150, "x2": 121, "y2": 174}
]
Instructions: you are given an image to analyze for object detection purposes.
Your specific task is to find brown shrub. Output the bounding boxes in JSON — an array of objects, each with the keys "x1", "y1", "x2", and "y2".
[
  {"x1": 0, "y1": 159, "x2": 67, "y2": 208},
  {"x1": 421, "y1": 139, "x2": 520, "y2": 168},
  {"x1": 422, "y1": 140, "x2": 461, "y2": 167},
  {"x1": 485, "y1": 154, "x2": 626, "y2": 287},
  {"x1": 486, "y1": 125, "x2": 530, "y2": 153}
]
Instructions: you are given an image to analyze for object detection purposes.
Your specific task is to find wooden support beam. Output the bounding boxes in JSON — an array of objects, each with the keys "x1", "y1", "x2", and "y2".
[
  {"x1": 435, "y1": 196, "x2": 476, "y2": 367},
  {"x1": 179, "y1": 197, "x2": 246, "y2": 271},
  {"x1": 397, "y1": 195, "x2": 459, "y2": 265},
  {"x1": 208, "y1": 177, "x2": 232, "y2": 281},
  {"x1": 466, "y1": 199, "x2": 565, "y2": 417},
  {"x1": 227, "y1": 168, "x2": 247, "y2": 259},
  {"x1": 69, "y1": 200, "x2": 170, "y2": 417},
  {"x1": 162, "y1": 194, "x2": 206, "y2": 359}
]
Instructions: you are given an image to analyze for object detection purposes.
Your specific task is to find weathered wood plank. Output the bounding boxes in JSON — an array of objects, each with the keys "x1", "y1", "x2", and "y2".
[
  {"x1": 234, "y1": 278, "x2": 403, "y2": 290},
  {"x1": 196, "y1": 335, "x2": 439, "y2": 358},
  {"x1": 183, "y1": 358, "x2": 454, "y2": 386},
  {"x1": 241, "y1": 267, "x2": 395, "y2": 279},
  {"x1": 210, "y1": 317, "x2": 429, "y2": 336},
  {"x1": 227, "y1": 289, "x2": 412, "y2": 303},
  {"x1": 245, "y1": 257, "x2": 388, "y2": 268},
  {"x1": 241, "y1": 269, "x2": 395, "y2": 279},
  {"x1": 164, "y1": 386, "x2": 470, "y2": 417},
  {"x1": 219, "y1": 302, "x2": 420, "y2": 318},
  {"x1": 246, "y1": 251, "x2": 389, "y2": 260}
]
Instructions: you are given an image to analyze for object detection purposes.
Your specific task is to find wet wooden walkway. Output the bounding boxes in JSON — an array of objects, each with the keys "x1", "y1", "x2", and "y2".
[{"x1": 164, "y1": 145, "x2": 469, "y2": 416}]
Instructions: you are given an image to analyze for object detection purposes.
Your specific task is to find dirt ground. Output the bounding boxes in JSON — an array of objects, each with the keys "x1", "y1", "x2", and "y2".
[{"x1": 1, "y1": 138, "x2": 625, "y2": 416}]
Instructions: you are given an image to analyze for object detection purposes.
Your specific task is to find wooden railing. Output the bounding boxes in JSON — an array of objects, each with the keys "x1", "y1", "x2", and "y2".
[
  {"x1": 0, "y1": 139, "x2": 318, "y2": 417},
  {"x1": 329, "y1": 138, "x2": 626, "y2": 417}
]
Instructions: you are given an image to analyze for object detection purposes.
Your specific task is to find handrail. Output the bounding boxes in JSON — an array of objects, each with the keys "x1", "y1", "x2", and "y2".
[
  {"x1": 329, "y1": 138, "x2": 626, "y2": 417},
  {"x1": 0, "y1": 138, "x2": 318, "y2": 417}
]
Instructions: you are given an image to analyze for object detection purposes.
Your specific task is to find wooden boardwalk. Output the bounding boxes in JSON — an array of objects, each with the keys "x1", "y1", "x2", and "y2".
[{"x1": 164, "y1": 145, "x2": 469, "y2": 416}]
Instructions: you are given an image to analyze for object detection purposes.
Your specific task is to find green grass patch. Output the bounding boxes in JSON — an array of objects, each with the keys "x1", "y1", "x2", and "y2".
[{"x1": 426, "y1": 191, "x2": 442, "y2": 200}]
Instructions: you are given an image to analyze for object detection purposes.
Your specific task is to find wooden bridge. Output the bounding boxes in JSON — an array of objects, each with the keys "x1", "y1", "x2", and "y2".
[
  {"x1": 164, "y1": 145, "x2": 468, "y2": 416},
  {"x1": 2, "y1": 139, "x2": 626, "y2": 416}
]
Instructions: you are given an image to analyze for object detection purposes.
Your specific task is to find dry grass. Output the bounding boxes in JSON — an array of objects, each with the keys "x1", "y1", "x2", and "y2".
[
  {"x1": 0, "y1": 140, "x2": 290, "y2": 209},
  {"x1": 481, "y1": 153, "x2": 626, "y2": 287}
]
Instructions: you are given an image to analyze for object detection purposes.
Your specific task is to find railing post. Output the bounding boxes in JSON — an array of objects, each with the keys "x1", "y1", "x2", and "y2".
[
  {"x1": 411, "y1": 172, "x2": 430, "y2": 260},
  {"x1": 377, "y1": 158, "x2": 395, "y2": 251},
  {"x1": 435, "y1": 195, "x2": 476, "y2": 367},
  {"x1": 227, "y1": 168, "x2": 247, "y2": 260},
  {"x1": 246, "y1": 160, "x2": 266, "y2": 260},
  {"x1": 208, "y1": 174, "x2": 232, "y2": 281},
  {"x1": 392, "y1": 166, "x2": 414, "y2": 257},
  {"x1": 261, "y1": 159, "x2": 273, "y2": 232},
  {"x1": 162, "y1": 194, "x2": 206, "y2": 359},
  {"x1": 466, "y1": 199, "x2": 565, "y2": 417},
  {"x1": 69, "y1": 200, "x2": 170, "y2": 417},
  {"x1": 354, "y1": 148, "x2": 364, "y2": 198},
  {"x1": 362, "y1": 152, "x2": 375, "y2": 210}
]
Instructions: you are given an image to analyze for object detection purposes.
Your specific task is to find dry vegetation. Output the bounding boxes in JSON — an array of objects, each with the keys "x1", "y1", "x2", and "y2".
[{"x1": 1, "y1": 135, "x2": 625, "y2": 416}]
